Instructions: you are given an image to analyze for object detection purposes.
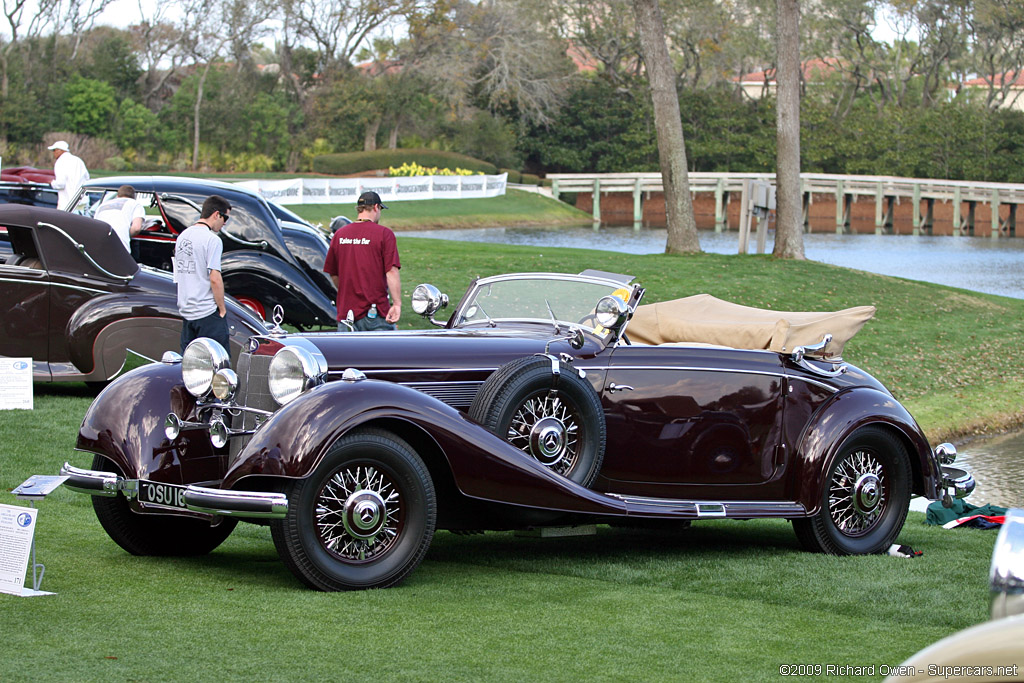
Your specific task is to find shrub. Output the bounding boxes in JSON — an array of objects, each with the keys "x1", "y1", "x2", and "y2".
[
  {"x1": 521, "y1": 172, "x2": 541, "y2": 185},
  {"x1": 313, "y1": 148, "x2": 498, "y2": 176},
  {"x1": 501, "y1": 168, "x2": 522, "y2": 183},
  {"x1": 389, "y1": 162, "x2": 482, "y2": 176}
]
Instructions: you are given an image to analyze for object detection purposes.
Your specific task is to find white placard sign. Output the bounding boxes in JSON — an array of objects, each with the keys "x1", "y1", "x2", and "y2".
[
  {"x1": 0, "y1": 357, "x2": 32, "y2": 410},
  {"x1": 0, "y1": 503, "x2": 38, "y2": 595}
]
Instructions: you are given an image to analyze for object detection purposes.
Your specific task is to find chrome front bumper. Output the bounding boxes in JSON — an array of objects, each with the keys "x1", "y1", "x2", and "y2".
[
  {"x1": 60, "y1": 462, "x2": 288, "y2": 519},
  {"x1": 183, "y1": 485, "x2": 288, "y2": 519}
]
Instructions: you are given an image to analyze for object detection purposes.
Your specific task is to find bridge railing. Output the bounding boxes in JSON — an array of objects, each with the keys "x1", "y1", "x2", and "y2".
[{"x1": 546, "y1": 172, "x2": 1024, "y2": 235}]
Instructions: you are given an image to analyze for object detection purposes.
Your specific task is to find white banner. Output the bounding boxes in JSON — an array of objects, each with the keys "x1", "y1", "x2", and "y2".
[
  {"x1": 237, "y1": 174, "x2": 507, "y2": 206},
  {"x1": 0, "y1": 503, "x2": 37, "y2": 595}
]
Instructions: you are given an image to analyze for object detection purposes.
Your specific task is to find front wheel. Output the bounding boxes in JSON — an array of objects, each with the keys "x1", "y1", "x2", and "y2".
[
  {"x1": 90, "y1": 455, "x2": 237, "y2": 556},
  {"x1": 792, "y1": 426, "x2": 911, "y2": 555},
  {"x1": 271, "y1": 428, "x2": 436, "y2": 591}
]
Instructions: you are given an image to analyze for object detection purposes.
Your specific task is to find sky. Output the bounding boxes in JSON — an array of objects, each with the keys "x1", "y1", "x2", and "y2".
[{"x1": 90, "y1": 0, "x2": 915, "y2": 46}]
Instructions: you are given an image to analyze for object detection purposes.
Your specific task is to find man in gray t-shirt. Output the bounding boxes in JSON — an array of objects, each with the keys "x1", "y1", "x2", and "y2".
[{"x1": 173, "y1": 195, "x2": 231, "y2": 353}]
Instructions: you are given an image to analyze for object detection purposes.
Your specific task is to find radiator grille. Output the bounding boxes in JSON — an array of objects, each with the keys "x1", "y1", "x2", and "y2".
[{"x1": 229, "y1": 351, "x2": 275, "y2": 460}]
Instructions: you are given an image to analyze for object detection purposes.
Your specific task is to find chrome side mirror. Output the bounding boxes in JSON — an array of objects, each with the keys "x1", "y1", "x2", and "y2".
[{"x1": 411, "y1": 283, "x2": 449, "y2": 328}]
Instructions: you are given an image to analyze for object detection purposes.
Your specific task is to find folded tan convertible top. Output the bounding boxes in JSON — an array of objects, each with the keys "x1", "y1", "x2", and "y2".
[{"x1": 627, "y1": 294, "x2": 875, "y2": 357}]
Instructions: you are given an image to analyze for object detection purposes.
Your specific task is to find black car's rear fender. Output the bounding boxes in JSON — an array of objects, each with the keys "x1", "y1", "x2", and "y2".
[
  {"x1": 220, "y1": 251, "x2": 335, "y2": 328},
  {"x1": 223, "y1": 379, "x2": 630, "y2": 517}
]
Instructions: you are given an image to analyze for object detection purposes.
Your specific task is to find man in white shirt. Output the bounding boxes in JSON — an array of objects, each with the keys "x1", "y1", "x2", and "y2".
[
  {"x1": 93, "y1": 185, "x2": 145, "y2": 253},
  {"x1": 173, "y1": 194, "x2": 231, "y2": 353},
  {"x1": 48, "y1": 140, "x2": 90, "y2": 210}
]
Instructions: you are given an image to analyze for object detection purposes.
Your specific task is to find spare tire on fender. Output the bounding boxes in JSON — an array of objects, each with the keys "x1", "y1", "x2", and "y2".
[{"x1": 469, "y1": 355, "x2": 606, "y2": 487}]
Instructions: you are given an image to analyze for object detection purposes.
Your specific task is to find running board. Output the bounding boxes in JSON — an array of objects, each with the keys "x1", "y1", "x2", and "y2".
[{"x1": 605, "y1": 494, "x2": 806, "y2": 519}]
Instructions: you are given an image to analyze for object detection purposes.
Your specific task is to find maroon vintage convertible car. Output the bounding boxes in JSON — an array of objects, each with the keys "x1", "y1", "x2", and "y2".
[
  {"x1": 60, "y1": 270, "x2": 974, "y2": 590},
  {"x1": 0, "y1": 204, "x2": 266, "y2": 383}
]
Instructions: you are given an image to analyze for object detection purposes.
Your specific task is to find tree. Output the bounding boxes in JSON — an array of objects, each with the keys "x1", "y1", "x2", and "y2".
[
  {"x1": 773, "y1": 0, "x2": 805, "y2": 259},
  {"x1": 405, "y1": 0, "x2": 575, "y2": 127},
  {"x1": 631, "y1": 0, "x2": 699, "y2": 254},
  {"x1": 63, "y1": 76, "x2": 117, "y2": 137}
]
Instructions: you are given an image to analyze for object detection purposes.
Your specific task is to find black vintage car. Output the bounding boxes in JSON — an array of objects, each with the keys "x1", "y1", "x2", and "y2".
[
  {"x1": 72, "y1": 176, "x2": 337, "y2": 329},
  {"x1": 0, "y1": 204, "x2": 267, "y2": 383},
  {"x1": 60, "y1": 270, "x2": 975, "y2": 591}
]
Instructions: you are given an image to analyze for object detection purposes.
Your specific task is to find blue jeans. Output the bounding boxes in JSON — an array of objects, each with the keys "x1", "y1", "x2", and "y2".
[
  {"x1": 181, "y1": 311, "x2": 230, "y2": 353},
  {"x1": 338, "y1": 315, "x2": 396, "y2": 332}
]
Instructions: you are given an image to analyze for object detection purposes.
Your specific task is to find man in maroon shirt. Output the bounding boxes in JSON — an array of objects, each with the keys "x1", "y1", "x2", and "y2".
[{"x1": 323, "y1": 191, "x2": 402, "y2": 331}]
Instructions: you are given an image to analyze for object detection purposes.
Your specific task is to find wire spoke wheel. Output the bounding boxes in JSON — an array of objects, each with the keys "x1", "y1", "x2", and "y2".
[
  {"x1": 793, "y1": 426, "x2": 911, "y2": 555},
  {"x1": 506, "y1": 391, "x2": 581, "y2": 476},
  {"x1": 828, "y1": 449, "x2": 886, "y2": 536},
  {"x1": 315, "y1": 463, "x2": 404, "y2": 563},
  {"x1": 272, "y1": 428, "x2": 435, "y2": 591},
  {"x1": 469, "y1": 356, "x2": 606, "y2": 487}
]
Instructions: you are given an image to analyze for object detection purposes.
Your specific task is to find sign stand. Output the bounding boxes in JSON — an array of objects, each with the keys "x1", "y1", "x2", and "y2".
[{"x1": 5, "y1": 475, "x2": 67, "y2": 597}]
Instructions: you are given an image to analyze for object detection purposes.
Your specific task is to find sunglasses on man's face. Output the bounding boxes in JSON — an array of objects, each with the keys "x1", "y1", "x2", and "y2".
[{"x1": 220, "y1": 211, "x2": 231, "y2": 223}]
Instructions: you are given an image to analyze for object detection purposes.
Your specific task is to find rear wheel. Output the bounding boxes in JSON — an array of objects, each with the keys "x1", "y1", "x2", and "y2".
[
  {"x1": 793, "y1": 426, "x2": 911, "y2": 555},
  {"x1": 90, "y1": 455, "x2": 237, "y2": 556},
  {"x1": 271, "y1": 428, "x2": 436, "y2": 591}
]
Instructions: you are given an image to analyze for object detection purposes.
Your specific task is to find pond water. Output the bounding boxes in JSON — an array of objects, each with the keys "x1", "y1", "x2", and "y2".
[
  {"x1": 407, "y1": 226, "x2": 1024, "y2": 300},
  {"x1": 955, "y1": 432, "x2": 1024, "y2": 509},
  {"x1": 408, "y1": 224, "x2": 1024, "y2": 510}
]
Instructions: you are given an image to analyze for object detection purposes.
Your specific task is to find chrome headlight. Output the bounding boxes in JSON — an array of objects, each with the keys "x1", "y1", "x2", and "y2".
[
  {"x1": 268, "y1": 346, "x2": 326, "y2": 405},
  {"x1": 411, "y1": 283, "x2": 448, "y2": 316},
  {"x1": 211, "y1": 368, "x2": 238, "y2": 401},
  {"x1": 595, "y1": 295, "x2": 628, "y2": 330},
  {"x1": 181, "y1": 338, "x2": 231, "y2": 397}
]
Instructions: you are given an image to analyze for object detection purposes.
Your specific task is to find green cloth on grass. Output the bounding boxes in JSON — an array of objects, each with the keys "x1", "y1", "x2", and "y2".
[{"x1": 925, "y1": 498, "x2": 1008, "y2": 525}]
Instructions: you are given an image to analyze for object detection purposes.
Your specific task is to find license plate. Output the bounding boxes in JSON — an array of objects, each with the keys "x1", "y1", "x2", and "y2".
[{"x1": 137, "y1": 481, "x2": 188, "y2": 510}]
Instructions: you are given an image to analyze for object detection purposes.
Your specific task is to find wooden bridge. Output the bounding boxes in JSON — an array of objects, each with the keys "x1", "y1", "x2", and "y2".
[{"x1": 546, "y1": 172, "x2": 1024, "y2": 237}]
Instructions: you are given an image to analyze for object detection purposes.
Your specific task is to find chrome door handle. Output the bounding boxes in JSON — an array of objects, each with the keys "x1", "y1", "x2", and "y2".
[{"x1": 607, "y1": 383, "x2": 634, "y2": 393}]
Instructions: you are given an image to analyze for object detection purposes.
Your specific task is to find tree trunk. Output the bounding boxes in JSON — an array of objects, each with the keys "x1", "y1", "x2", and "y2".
[
  {"x1": 632, "y1": 0, "x2": 700, "y2": 254},
  {"x1": 388, "y1": 124, "x2": 398, "y2": 150},
  {"x1": 363, "y1": 116, "x2": 381, "y2": 152},
  {"x1": 772, "y1": 0, "x2": 805, "y2": 260},
  {"x1": 192, "y1": 62, "x2": 213, "y2": 171}
]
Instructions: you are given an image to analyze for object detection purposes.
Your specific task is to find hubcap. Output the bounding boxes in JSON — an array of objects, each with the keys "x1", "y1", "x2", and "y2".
[
  {"x1": 853, "y1": 473, "x2": 882, "y2": 514},
  {"x1": 341, "y1": 490, "x2": 387, "y2": 539},
  {"x1": 507, "y1": 392, "x2": 580, "y2": 476},
  {"x1": 529, "y1": 417, "x2": 567, "y2": 466},
  {"x1": 829, "y1": 450, "x2": 887, "y2": 536},
  {"x1": 315, "y1": 465, "x2": 402, "y2": 562}
]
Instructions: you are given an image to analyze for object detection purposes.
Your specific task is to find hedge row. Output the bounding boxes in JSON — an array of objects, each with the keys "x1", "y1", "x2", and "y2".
[{"x1": 313, "y1": 149, "x2": 499, "y2": 176}]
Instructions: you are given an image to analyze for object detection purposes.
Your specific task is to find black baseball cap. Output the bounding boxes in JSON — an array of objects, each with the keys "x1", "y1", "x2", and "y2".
[{"x1": 356, "y1": 191, "x2": 388, "y2": 210}]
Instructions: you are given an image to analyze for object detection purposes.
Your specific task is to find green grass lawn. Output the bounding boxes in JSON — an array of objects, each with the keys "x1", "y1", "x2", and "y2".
[
  {"x1": 294, "y1": 188, "x2": 591, "y2": 230},
  {"x1": 1, "y1": 235, "x2": 1019, "y2": 681}
]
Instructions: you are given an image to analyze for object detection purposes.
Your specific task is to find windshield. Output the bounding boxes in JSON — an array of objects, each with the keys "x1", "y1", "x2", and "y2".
[{"x1": 455, "y1": 274, "x2": 634, "y2": 331}]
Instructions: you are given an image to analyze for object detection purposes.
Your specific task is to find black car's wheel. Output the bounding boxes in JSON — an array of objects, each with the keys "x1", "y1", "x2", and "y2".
[
  {"x1": 271, "y1": 428, "x2": 436, "y2": 591},
  {"x1": 793, "y1": 426, "x2": 911, "y2": 555},
  {"x1": 90, "y1": 455, "x2": 237, "y2": 556},
  {"x1": 469, "y1": 356, "x2": 605, "y2": 487}
]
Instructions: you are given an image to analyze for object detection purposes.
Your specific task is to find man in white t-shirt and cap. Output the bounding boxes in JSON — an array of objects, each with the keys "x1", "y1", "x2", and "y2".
[
  {"x1": 47, "y1": 140, "x2": 90, "y2": 210},
  {"x1": 93, "y1": 185, "x2": 145, "y2": 254}
]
